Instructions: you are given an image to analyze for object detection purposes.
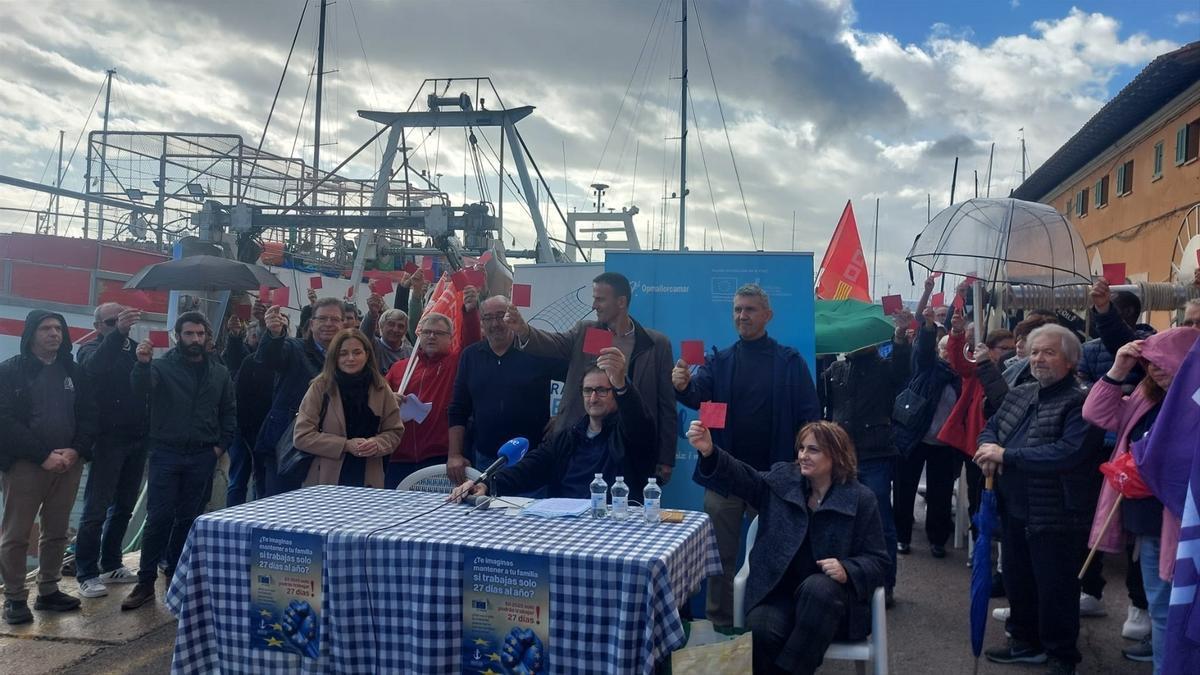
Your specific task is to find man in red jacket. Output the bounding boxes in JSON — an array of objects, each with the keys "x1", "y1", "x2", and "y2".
[{"x1": 384, "y1": 286, "x2": 480, "y2": 487}]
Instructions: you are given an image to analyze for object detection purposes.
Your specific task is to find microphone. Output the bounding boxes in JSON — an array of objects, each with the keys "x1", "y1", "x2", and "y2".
[{"x1": 475, "y1": 437, "x2": 530, "y2": 484}]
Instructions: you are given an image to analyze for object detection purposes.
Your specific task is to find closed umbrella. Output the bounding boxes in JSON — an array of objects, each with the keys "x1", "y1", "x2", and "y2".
[
  {"x1": 125, "y1": 255, "x2": 285, "y2": 291},
  {"x1": 970, "y1": 477, "x2": 999, "y2": 667},
  {"x1": 814, "y1": 299, "x2": 896, "y2": 355}
]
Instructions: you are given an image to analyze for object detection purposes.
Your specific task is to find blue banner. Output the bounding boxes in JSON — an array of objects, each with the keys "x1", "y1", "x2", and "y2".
[{"x1": 604, "y1": 251, "x2": 816, "y2": 512}]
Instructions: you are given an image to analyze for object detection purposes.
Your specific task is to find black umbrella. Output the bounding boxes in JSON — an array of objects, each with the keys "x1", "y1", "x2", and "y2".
[{"x1": 124, "y1": 255, "x2": 285, "y2": 291}]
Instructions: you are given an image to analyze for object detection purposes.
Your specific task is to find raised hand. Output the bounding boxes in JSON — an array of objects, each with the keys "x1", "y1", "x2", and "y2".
[
  {"x1": 595, "y1": 346, "x2": 627, "y2": 388},
  {"x1": 686, "y1": 420, "x2": 713, "y2": 457},
  {"x1": 1109, "y1": 340, "x2": 1144, "y2": 381},
  {"x1": 671, "y1": 358, "x2": 691, "y2": 392},
  {"x1": 136, "y1": 339, "x2": 154, "y2": 364},
  {"x1": 116, "y1": 308, "x2": 142, "y2": 335},
  {"x1": 1090, "y1": 278, "x2": 1111, "y2": 313},
  {"x1": 462, "y1": 285, "x2": 479, "y2": 312},
  {"x1": 503, "y1": 303, "x2": 530, "y2": 340},
  {"x1": 264, "y1": 305, "x2": 287, "y2": 337}
]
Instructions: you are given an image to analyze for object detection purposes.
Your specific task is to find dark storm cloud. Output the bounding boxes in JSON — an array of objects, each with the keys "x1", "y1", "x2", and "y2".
[{"x1": 923, "y1": 133, "x2": 984, "y2": 159}]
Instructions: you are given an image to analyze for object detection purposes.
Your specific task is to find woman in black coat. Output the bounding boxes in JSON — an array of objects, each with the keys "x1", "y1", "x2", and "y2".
[{"x1": 689, "y1": 420, "x2": 888, "y2": 675}]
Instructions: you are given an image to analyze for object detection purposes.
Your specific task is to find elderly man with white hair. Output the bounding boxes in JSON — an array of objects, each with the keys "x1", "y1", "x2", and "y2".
[{"x1": 974, "y1": 324, "x2": 1105, "y2": 675}]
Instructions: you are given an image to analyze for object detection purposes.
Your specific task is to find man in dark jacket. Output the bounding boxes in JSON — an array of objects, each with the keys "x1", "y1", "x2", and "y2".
[
  {"x1": 975, "y1": 324, "x2": 1104, "y2": 675},
  {"x1": 73, "y1": 303, "x2": 150, "y2": 599},
  {"x1": 1079, "y1": 279, "x2": 1155, "y2": 388},
  {"x1": 0, "y1": 309, "x2": 97, "y2": 624},
  {"x1": 672, "y1": 283, "x2": 820, "y2": 627},
  {"x1": 819, "y1": 324, "x2": 911, "y2": 604},
  {"x1": 449, "y1": 348, "x2": 656, "y2": 504},
  {"x1": 122, "y1": 311, "x2": 236, "y2": 610},
  {"x1": 504, "y1": 271, "x2": 678, "y2": 486},
  {"x1": 255, "y1": 297, "x2": 343, "y2": 496},
  {"x1": 226, "y1": 319, "x2": 273, "y2": 506}
]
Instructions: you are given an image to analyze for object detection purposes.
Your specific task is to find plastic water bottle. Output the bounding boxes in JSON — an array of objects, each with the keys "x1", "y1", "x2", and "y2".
[
  {"x1": 590, "y1": 473, "x2": 608, "y2": 519},
  {"x1": 611, "y1": 476, "x2": 630, "y2": 521},
  {"x1": 643, "y1": 478, "x2": 661, "y2": 525}
]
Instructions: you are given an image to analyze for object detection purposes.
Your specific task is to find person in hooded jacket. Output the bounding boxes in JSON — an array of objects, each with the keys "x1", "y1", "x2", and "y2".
[{"x1": 0, "y1": 309, "x2": 98, "y2": 625}]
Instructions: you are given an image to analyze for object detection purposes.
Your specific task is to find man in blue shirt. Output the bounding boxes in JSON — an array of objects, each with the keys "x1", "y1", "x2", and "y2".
[
  {"x1": 447, "y1": 295, "x2": 567, "y2": 484},
  {"x1": 449, "y1": 348, "x2": 656, "y2": 503},
  {"x1": 672, "y1": 283, "x2": 821, "y2": 628}
]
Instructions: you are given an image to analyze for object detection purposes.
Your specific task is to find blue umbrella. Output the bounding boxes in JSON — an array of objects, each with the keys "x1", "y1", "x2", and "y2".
[{"x1": 970, "y1": 476, "x2": 999, "y2": 663}]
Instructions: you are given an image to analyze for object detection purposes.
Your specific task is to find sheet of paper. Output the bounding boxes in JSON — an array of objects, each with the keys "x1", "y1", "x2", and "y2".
[
  {"x1": 521, "y1": 498, "x2": 592, "y2": 518},
  {"x1": 399, "y1": 393, "x2": 432, "y2": 424}
]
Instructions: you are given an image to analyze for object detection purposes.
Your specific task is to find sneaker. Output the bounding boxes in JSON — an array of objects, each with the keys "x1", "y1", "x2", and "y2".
[
  {"x1": 3, "y1": 599, "x2": 33, "y2": 625},
  {"x1": 121, "y1": 582, "x2": 156, "y2": 611},
  {"x1": 992, "y1": 607, "x2": 1011, "y2": 622},
  {"x1": 897, "y1": 542, "x2": 911, "y2": 555},
  {"x1": 98, "y1": 566, "x2": 139, "y2": 584},
  {"x1": 1121, "y1": 636, "x2": 1153, "y2": 662},
  {"x1": 985, "y1": 639, "x2": 1048, "y2": 664},
  {"x1": 33, "y1": 590, "x2": 81, "y2": 612},
  {"x1": 1079, "y1": 592, "x2": 1107, "y2": 617},
  {"x1": 930, "y1": 544, "x2": 947, "y2": 558},
  {"x1": 1043, "y1": 656, "x2": 1076, "y2": 674},
  {"x1": 1122, "y1": 605, "x2": 1150, "y2": 640},
  {"x1": 77, "y1": 578, "x2": 108, "y2": 598}
]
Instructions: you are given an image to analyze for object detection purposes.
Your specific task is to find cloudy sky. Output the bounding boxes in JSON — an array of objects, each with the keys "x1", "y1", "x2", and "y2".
[{"x1": 1, "y1": 0, "x2": 1196, "y2": 298}]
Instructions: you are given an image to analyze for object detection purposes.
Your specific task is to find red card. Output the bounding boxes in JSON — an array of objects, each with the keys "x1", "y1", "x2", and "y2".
[
  {"x1": 681, "y1": 340, "x2": 705, "y2": 365},
  {"x1": 582, "y1": 327, "x2": 613, "y2": 355},
  {"x1": 451, "y1": 270, "x2": 470, "y2": 291},
  {"x1": 272, "y1": 286, "x2": 290, "y2": 308},
  {"x1": 931, "y1": 292, "x2": 945, "y2": 307},
  {"x1": 511, "y1": 283, "x2": 532, "y2": 307},
  {"x1": 258, "y1": 285, "x2": 272, "y2": 304},
  {"x1": 952, "y1": 292, "x2": 966, "y2": 313},
  {"x1": 309, "y1": 276, "x2": 323, "y2": 290},
  {"x1": 233, "y1": 303, "x2": 251, "y2": 321},
  {"x1": 465, "y1": 268, "x2": 487, "y2": 289},
  {"x1": 149, "y1": 330, "x2": 169, "y2": 348},
  {"x1": 404, "y1": 261, "x2": 419, "y2": 275},
  {"x1": 1103, "y1": 263, "x2": 1126, "y2": 286},
  {"x1": 881, "y1": 294, "x2": 903, "y2": 316},
  {"x1": 421, "y1": 256, "x2": 435, "y2": 271},
  {"x1": 369, "y1": 277, "x2": 393, "y2": 296},
  {"x1": 699, "y1": 402, "x2": 727, "y2": 429},
  {"x1": 909, "y1": 319, "x2": 920, "y2": 331}
]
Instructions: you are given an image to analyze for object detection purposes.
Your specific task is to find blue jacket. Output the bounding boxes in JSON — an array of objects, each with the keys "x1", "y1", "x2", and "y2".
[
  {"x1": 1077, "y1": 305, "x2": 1155, "y2": 386},
  {"x1": 677, "y1": 335, "x2": 820, "y2": 469},
  {"x1": 695, "y1": 446, "x2": 887, "y2": 641},
  {"x1": 892, "y1": 325, "x2": 960, "y2": 455},
  {"x1": 253, "y1": 332, "x2": 326, "y2": 456}
]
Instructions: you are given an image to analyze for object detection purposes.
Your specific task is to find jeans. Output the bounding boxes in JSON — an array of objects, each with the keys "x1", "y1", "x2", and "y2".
[
  {"x1": 225, "y1": 432, "x2": 264, "y2": 507},
  {"x1": 1139, "y1": 536, "x2": 1169, "y2": 675},
  {"x1": 857, "y1": 457, "x2": 897, "y2": 589},
  {"x1": 384, "y1": 456, "x2": 446, "y2": 490},
  {"x1": 75, "y1": 435, "x2": 148, "y2": 582},
  {"x1": 746, "y1": 573, "x2": 852, "y2": 675},
  {"x1": 703, "y1": 489, "x2": 757, "y2": 627},
  {"x1": 1002, "y1": 515, "x2": 1086, "y2": 665},
  {"x1": 894, "y1": 442, "x2": 956, "y2": 547},
  {"x1": 137, "y1": 449, "x2": 218, "y2": 584}
]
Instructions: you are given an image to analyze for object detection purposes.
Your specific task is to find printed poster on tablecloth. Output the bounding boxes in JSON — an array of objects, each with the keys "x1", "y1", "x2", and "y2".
[
  {"x1": 248, "y1": 528, "x2": 323, "y2": 658},
  {"x1": 462, "y1": 548, "x2": 550, "y2": 675}
]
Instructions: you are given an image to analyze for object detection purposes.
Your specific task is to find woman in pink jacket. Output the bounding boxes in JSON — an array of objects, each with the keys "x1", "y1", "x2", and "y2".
[{"x1": 1082, "y1": 326, "x2": 1200, "y2": 672}]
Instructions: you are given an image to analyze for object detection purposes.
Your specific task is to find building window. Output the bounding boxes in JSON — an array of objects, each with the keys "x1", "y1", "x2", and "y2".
[
  {"x1": 1075, "y1": 188, "x2": 1089, "y2": 217},
  {"x1": 1116, "y1": 160, "x2": 1134, "y2": 196},
  {"x1": 1178, "y1": 119, "x2": 1200, "y2": 165},
  {"x1": 1094, "y1": 176, "x2": 1108, "y2": 208},
  {"x1": 1153, "y1": 141, "x2": 1164, "y2": 178}
]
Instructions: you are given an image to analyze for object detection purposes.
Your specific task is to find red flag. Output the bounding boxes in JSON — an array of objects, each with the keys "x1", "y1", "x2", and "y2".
[
  {"x1": 1100, "y1": 452, "x2": 1152, "y2": 499},
  {"x1": 421, "y1": 275, "x2": 466, "y2": 353},
  {"x1": 815, "y1": 200, "x2": 870, "y2": 302}
]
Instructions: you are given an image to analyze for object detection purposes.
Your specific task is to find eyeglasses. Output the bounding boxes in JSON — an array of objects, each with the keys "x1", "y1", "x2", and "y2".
[
  {"x1": 418, "y1": 329, "x2": 452, "y2": 339},
  {"x1": 480, "y1": 313, "x2": 506, "y2": 323},
  {"x1": 312, "y1": 316, "x2": 341, "y2": 324},
  {"x1": 101, "y1": 318, "x2": 119, "y2": 327},
  {"x1": 582, "y1": 386, "x2": 614, "y2": 398}
]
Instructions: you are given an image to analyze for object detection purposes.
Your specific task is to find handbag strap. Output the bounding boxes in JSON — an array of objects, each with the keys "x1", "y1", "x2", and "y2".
[{"x1": 317, "y1": 393, "x2": 330, "y2": 433}]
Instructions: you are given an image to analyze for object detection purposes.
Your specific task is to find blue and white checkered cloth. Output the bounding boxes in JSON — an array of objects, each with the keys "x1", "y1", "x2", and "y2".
[{"x1": 166, "y1": 485, "x2": 720, "y2": 674}]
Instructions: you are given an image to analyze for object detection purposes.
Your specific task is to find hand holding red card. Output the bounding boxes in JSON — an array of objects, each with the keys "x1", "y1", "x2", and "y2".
[
  {"x1": 583, "y1": 327, "x2": 613, "y2": 355},
  {"x1": 404, "y1": 261, "x2": 419, "y2": 275},
  {"x1": 1102, "y1": 263, "x2": 1126, "y2": 286},
  {"x1": 681, "y1": 340, "x2": 705, "y2": 365},
  {"x1": 369, "y1": 277, "x2": 393, "y2": 296},
  {"x1": 952, "y1": 292, "x2": 966, "y2": 313},
  {"x1": 149, "y1": 330, "x2": 170, "y2": 348},
  {"x1": 881, "y1": 294, "x2": 903, "y2": 316},
  {"x1": 511, "y1": 283, "x2": 532, "y2": 307},
  {"x1": 465, "y1": 268, "x2": 487, "y2": 289},
  {"x1": 272, "y1": 286, "x2": 291, "y2": 308},
  {"x1": 309, "y1": 276, "x2": 323, "y2": 290},
  {"x1": 699, "y1": 402, "x2": 727, "y2": 429}
]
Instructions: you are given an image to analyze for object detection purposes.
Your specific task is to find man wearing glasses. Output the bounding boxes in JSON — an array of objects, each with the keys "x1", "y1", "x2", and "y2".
[
  {"x1": 384, "y1": 287, "x2": 481, "y2": 488},
  {"x1": 446, "y1": 295, "x2": 567, "y2": 485},
  {"x1": 449, "y1": 347, "x2": 655, "y2": 504},
  {"x1": 71, "y1": 303, "x2": 149, "y2": 599}
]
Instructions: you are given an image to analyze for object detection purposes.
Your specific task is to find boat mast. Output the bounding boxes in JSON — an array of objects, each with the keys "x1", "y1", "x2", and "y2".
[
  {"x1": 1020, "y1": 128, "x2": 1027, "y2": 183},
  {"x1": 97, "y1": 68, "x2": 115, "y2": 239},
  {"x1": 677, "y1": 0, "x2": 688, "y2": 251},
  {"x1": 55, "y1": 130, "x2": 63, "y2": 235},
  {"x1": 312, "y1": 0, "x2": 328, "y2": 210}
]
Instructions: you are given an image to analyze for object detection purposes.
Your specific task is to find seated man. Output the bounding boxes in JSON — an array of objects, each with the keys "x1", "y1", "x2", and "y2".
[{"x1": 449, "y1": 347, "x2": 655, "y2": 503}]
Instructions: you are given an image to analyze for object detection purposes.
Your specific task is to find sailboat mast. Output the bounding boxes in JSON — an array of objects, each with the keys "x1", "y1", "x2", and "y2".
[
  {"x1": 312, "y1": 0, "x2": 328, "y2": 208},
  {"x1": 1020, "y1": 129, "x2": 1027, "y2": 183},
  {"x1": 97, "y1": 68, "x2": 115, "y2": 239},
  {"x1": 677, "y1": 0, "x2": 688, "y2": 251}
]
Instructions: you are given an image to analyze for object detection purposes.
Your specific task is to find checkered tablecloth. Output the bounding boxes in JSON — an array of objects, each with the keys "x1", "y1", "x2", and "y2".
[{"x1": 166, "y1": 485, "x2": 720, "y2": 675}]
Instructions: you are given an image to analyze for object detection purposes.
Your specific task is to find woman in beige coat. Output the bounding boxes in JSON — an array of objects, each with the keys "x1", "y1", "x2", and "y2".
[{"x1": 294, "y1": 329, "x2": 404, "y2": 488}]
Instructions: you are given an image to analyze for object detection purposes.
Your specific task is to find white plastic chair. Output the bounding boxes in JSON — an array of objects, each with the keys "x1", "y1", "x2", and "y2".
[
  {"x1": 395, "y1": 464, "x2": 482, "y2": 493},
  {"x1": 732, "y1": 517, "x2": 889, "y2": 675}
]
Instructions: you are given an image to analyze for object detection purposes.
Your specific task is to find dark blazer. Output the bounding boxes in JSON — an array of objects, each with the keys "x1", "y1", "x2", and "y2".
[{"x1": 695, "y1": 446, "x2": 888, "y2": 641}]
